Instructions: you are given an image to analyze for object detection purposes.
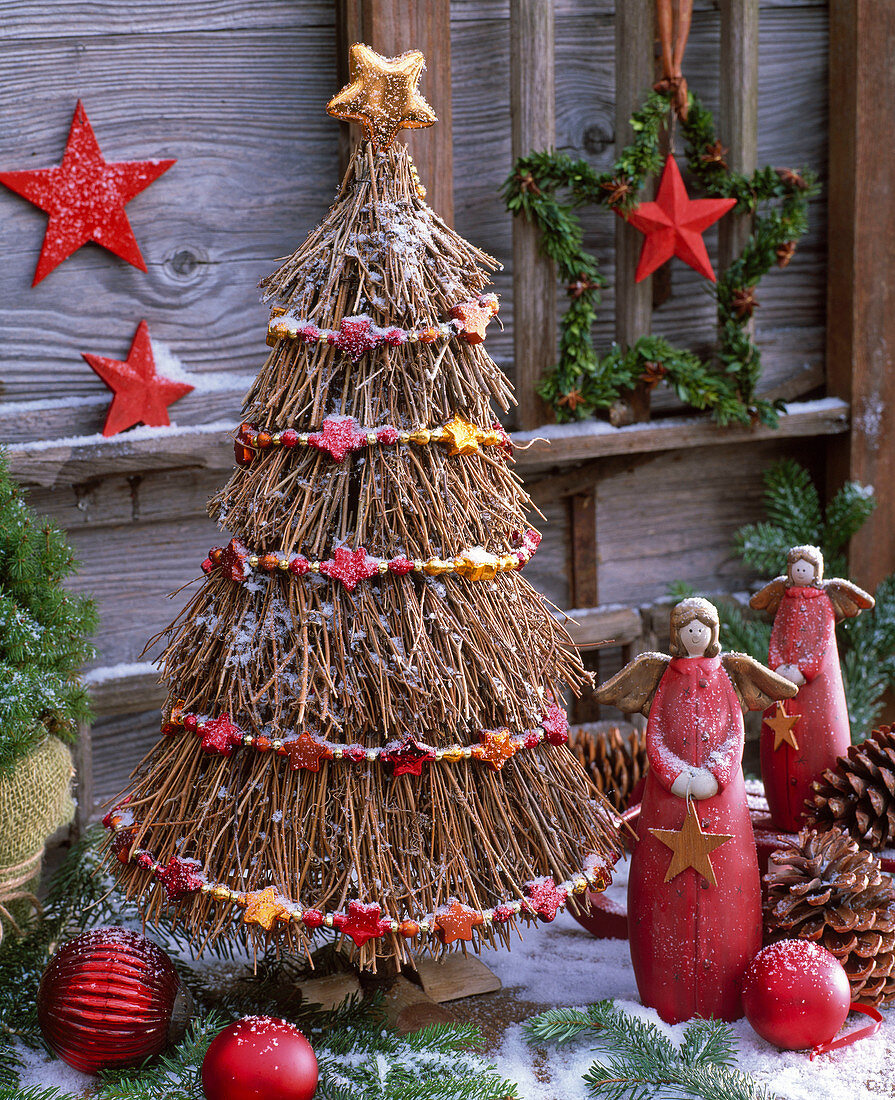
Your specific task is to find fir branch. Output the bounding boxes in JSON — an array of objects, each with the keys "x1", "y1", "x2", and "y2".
[{"x1": 528, "y1": 1002, "x2": 774, "y2": 1100}]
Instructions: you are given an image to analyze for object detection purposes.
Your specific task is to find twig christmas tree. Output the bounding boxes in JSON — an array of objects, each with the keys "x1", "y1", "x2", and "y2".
[{"x1": 105, "y1": 44, "x2": 620, "y2": 968}]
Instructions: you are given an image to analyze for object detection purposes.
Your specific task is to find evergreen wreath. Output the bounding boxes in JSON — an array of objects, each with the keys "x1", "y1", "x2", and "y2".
[
  {"x1": 0, "y1": 450, "x2": 96, "y2": 779},
  {"x1": 502, "y1": 89, "x2": 818, "y2": 427},
  {"x1": 672, "y1": 458, "x2": 895, "y2": 738}
]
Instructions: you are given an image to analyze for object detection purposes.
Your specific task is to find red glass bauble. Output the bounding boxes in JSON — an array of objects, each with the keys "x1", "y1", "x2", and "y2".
[
  {"x1": 202, "y1": 1016, "x2": 318, "y2": 1100},
  {"x1": 741, "y1": 940, "x2": 851, "y2": 1050},
  {"x1": 37, "y1": 927, "x2": 191, "y2": 1074}
]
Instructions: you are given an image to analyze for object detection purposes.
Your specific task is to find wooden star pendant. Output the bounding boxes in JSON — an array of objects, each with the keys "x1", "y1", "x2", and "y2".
[
  {"x1": 327, "y1": 44, "x2": 437, "y2": 149},
  {"x1": 649, "y1": 799, "x2": 732, "y2": 887},
  {"x1": 242, "y1": 886, "x2": 288, "y2": 932},
  {"x1": 765, "y1": 701, "x2": 800, "y2": 751}
]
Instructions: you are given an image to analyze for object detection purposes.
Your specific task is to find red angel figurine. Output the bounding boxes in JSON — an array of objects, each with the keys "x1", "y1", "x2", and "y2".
[
  {"x1": 595, "y1": 598, "x2": 797, "y2": 1025},
  {"x1": 750, "y1": 545, "x2": 874, "y2": 832}
]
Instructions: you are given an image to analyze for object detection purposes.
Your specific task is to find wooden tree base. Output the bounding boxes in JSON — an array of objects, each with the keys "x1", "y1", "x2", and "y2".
[
  {"x1": 382, "y1": 975, "x2": 457, "y2": 1034},
  {"x1": 416, "y1": 954, "x2": 503, "y2": 1004}
]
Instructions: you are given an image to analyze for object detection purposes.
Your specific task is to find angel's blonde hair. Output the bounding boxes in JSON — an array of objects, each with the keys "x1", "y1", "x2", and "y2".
[
  {"x1": 669, "y1": 597, "x2": 721, "y2": 658},
  {"x1": 786, "y1": 544, "x2": 824, "y2": 585}
]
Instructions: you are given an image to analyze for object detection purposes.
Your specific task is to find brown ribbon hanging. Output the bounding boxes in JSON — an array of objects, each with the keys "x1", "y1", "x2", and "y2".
[{"x1": 653, "y1": 0, "x2": 693, "y2": 120}]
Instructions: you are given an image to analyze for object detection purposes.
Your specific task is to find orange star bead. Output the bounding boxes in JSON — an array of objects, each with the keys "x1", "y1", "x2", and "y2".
[
  {"x1": 434, "y1": 900, "x2": 483, "y2": 944},
  {"x1": 242, "y1": 887, "x2": 288, "y2": 932},
  {"x1": 450, "y1": 300, "x2": 494, "y2": 345},
  {"x1": 473, "y1": 728, "x2": 517, "y2": 772},
  {"x1": 283, "y1": 731, "x2": 333, "y2": 772},
  {"x1": 440, "y1": 415, "x2": 481, "y2": 456},
  {"x1": 326, "y1": 44, "x2": 437, "y2": 150}
]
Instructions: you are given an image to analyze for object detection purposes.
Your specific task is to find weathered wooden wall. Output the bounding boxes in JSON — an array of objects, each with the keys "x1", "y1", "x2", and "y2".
[{"x1": 1, "y1": 0, "x2": 839, "y2": 811}]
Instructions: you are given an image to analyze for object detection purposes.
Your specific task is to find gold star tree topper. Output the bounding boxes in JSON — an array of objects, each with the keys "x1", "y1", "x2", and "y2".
[
  {"x1": 326, "y1": 43, "x2": 437, "y2": 149},
  {"x1": 764, "y1": 700, "x2": 800, "y2": 752},
  {"x1": 649, "y1": 800, "x2": 732, "y2": 887}
]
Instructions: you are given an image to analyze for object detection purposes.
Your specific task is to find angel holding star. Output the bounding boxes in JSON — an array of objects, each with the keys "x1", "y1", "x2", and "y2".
[
  {"x1": 750, "y1": 544, "x2": 874, "y2": 832},
  {"x1": 595, "y1": 597, "x2": 797, "y2": 1025}
]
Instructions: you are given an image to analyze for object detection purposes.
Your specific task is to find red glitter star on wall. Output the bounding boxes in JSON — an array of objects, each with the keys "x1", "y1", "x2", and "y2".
[
  {"x1": 308, "y1": 415, "x2": 368, "y2": 462},
  {"x1": 334, "y1": 900, "x2": 392, "y2": 946},
  {"x1": 383, "y1": 736, "x2": 436, "y2": 777},
  {"x1": 320, "y1": 547, "x2": 380, "y2": 590},
  {"x1": 82, "y1": 320, "x2": 193, "y2": 436},
  {"x1": 622, "y1": 156, "x2": 736, "y2": 283},
  {"x1": 0, "y1": 100, "x2": 175, "y2": 285}
]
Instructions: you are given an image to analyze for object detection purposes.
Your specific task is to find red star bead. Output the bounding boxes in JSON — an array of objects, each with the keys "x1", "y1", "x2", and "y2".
[
  {"x1": 522, "y1": 529, "x2": 542, "y2": 555},
  {"x1": 334, "y1": 317, "x2": 378, "y2": 360},
  {"x1": 434, "y1": 900, "x2": 483, "y2": 944},
  {"x1": 199, "y1": 715, "x2": 243, "y2": 756},
  {"x1": 0, "y1": 100, "x2": 175, "y2": 285},
  {"x1": 302, "y1": 909, "x2": 324, "y2": 929},
  {"x1": 320, "y1": 546, "x2": 380, "y2": 590},
  {"x1": 523, "y1": 877, "x2": 567, "y2": 922},
  {"x1": 334, "y1": 900, "x2": 391, "y2": 946},
  {"x1": 308, "y1": 415, "x2": 368, "y2": 462},
  {"x1": 101, "y1": 799, "x2": 130, "y2": 830},
  {"x1": 540, "y1": 703, "x2": 569, "y2": 746},
  {"x1": 376, "y1": 425, "x2": 400, "y2": 444},
  {"x1": 383, "y1": 737, "x2": 436, "y2": 777},
  {"x1": 491, "y1": 903, "x2": 516, "y2": 924},
  {"x1": 343, "y1": 744, "x2": 369, "y2": 763},
  {"x1": 388, "y1": 556, "x2": 416, "y2": 576},
  {"x1": 622, "y1": 156, "x2": 737, "y2": 283},
  {"x1": 283, "y1": 732, "x2": 333, "y2": 772},
  {"x1": 219, "y1": 538, "x2": 250, "y2": 582},
  {"x1": 82, "y1": 321, "x2": 193, "y2": 437},
  {"x1": 160, "y1": 855, "x2": 206, "y2": 900}
]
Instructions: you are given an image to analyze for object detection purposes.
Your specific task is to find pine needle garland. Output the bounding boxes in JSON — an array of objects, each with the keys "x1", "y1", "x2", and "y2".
[
  {"x1": 525, "y1": 1001, "x2": 774, "y2": 1100},
  {"x1": 502, "y1": 90, "x2": 818, "y2": 426},
  {"x1": 0, "y1": 451, "x2": 97, "y2": 779}
]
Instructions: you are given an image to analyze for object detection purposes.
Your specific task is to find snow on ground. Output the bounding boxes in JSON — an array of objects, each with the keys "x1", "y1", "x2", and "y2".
[{"x1": 478, "y1": 893, "x2": 895, "y2": 1100}]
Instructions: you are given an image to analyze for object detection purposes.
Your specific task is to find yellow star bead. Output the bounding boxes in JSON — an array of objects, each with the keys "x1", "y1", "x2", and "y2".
[
  {"x1": 454, "y1": 548, "x2": 500, "y2": 581},
  {"x1": 326, "y1": 44, "x2": 437, "y2": 150},
  {"x1": 242, "y1": 886, "x2": 288, "y2": 932},
  {"x1": 440, "y1": 415, "x2": 481, "y2": 456},
  {"x1": 473, "y1": 728, "x2": 517, "y2": 772}
]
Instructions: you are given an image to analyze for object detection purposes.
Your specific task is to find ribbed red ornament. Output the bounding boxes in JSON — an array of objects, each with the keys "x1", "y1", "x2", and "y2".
[{"x1": 37, "y1": 927, "x2": 191, "y2": 1074}]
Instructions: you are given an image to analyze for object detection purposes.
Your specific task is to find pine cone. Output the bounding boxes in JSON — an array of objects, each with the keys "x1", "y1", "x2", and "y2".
[
  {"x1": 568, "y1": 724, "x2": 648, "y2": 812},
  {"x1": 809, "y1": 725, "x2": 895, "y2": 850},
  {"x1": 764, "y1": 826, "x2": 895, "y2": 1006}
]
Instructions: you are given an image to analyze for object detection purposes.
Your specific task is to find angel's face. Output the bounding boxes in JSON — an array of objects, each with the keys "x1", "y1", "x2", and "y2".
[
  {"x1": 789, "y1": 558, "x2": 815, "y2": 585},
  {"x1": 680, "y1": 618, "x2": 712, "y2": 657}
]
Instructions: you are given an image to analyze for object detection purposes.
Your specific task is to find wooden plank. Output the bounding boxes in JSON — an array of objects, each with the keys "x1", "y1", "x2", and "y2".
[
  {"x1": 90, "y1": 708, "x2": 162, "y2": 810},
  {"x1": 827, "y1": 0, "x2": 895, "y2": 591},
  {"x1": 614, "y1": 0, "x2": 654, "y2": 348},
  {"x1": 416, "y1": 955, "x2": 502, "y2": 1003},
  {"x1": 7, "y1": 422, "x2": 235, "y2": 488},
  {"x1": 510, "y1": 0, "x2": 556, "y2": 430},
  {"x1": 568, "y1": 491, "x2": 598, "y2": 608},
  {"x1": 561, "y1": 604, "x2": 643, "y2": 649},
  {"x1": 73, "y1": 721, "x2": 94, "y2": 834},
  {"x1": 336, "y1": 0, "x2": 453, "y2": 223},
  {"x1": 84, "y1": 664, "x2": 165, "y2": 717},
  {"x1": 1, "y1": 2, "x2": 333, "y2": 37},
  {"x1": 512, "y1": 397, "x2": 849, "y2": 471},
  {"x1": 718, "y1": 0, "x2": 758, "y2": 269}
]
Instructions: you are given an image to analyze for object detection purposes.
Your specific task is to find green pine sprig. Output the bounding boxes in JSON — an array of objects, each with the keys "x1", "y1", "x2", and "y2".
[
  {"x1": 525, "y1": 1001, "x2": 775, "y2": 1100},
  {"x1": 0, "y1": 450, "x2": 97, "y2": 778}
]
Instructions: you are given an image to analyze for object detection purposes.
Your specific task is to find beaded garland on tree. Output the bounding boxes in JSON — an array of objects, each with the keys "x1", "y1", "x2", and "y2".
[{"x1": 104, "y1": 44, "x2": 622, "y2": 968}]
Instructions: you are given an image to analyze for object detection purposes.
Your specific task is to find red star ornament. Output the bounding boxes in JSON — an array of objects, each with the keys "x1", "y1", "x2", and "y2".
[
  {"x1": 622, "y1": 156, "x2": 737, "y2": 283},
  {"x1": 0, "y1": 100, "x2": 175, "y2": 285},
  {"x1": 159, "y1": 855, "x2": 206, "y2": 900},
  {"x1": 199, "y1": 715, "x2": 243, "y2": 757},
  {"x1": 523, "y1": 876, "x2": 567, "y2": 922},
  {"x1": 308, "y1": 415, "x2": 368, "y2": 462},
  {"x1": 320, "y1": 546, "x2": 380, "y2": 590},
  {"x1": 82, "y1": 321, "x2": 193, "y2": 436},
  {"x1": 383, "y1": 736, "x2": 436, "y2": 778},
  {"x1": 334, "y1": 900, "x2": 392, "y2": 947}
]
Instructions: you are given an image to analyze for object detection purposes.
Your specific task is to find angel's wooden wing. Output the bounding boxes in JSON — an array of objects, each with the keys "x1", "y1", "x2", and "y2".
[
  {"x1": 749, "y1": 576, "x2": 787, "y2": 615},
  {"x1": 722, "y1": 652, "x2": 799, "y2": 712},
  {"x1": 824, "y1": 578, "x2": 875, "y2": 621},
  {"x1": 593, "y1": 652, "x2": 670, "y2": 717}
]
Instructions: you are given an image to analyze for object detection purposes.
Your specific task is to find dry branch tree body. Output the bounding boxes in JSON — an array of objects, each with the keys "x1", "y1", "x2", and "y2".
[{"x1": 106, "y1": 138, "x2": 620, "y2": 968}]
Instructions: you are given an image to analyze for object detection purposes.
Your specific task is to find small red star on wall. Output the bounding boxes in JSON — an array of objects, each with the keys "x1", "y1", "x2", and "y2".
[
  {"x1": 82, "y1": 320, "x2": 193, "y2": 436},
  {"x1": 621, "y1": 156, "x2": 736, "y2": 283},
  {"x1": 0, "y1": 100, "x2": 175, "y2": 285}
]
